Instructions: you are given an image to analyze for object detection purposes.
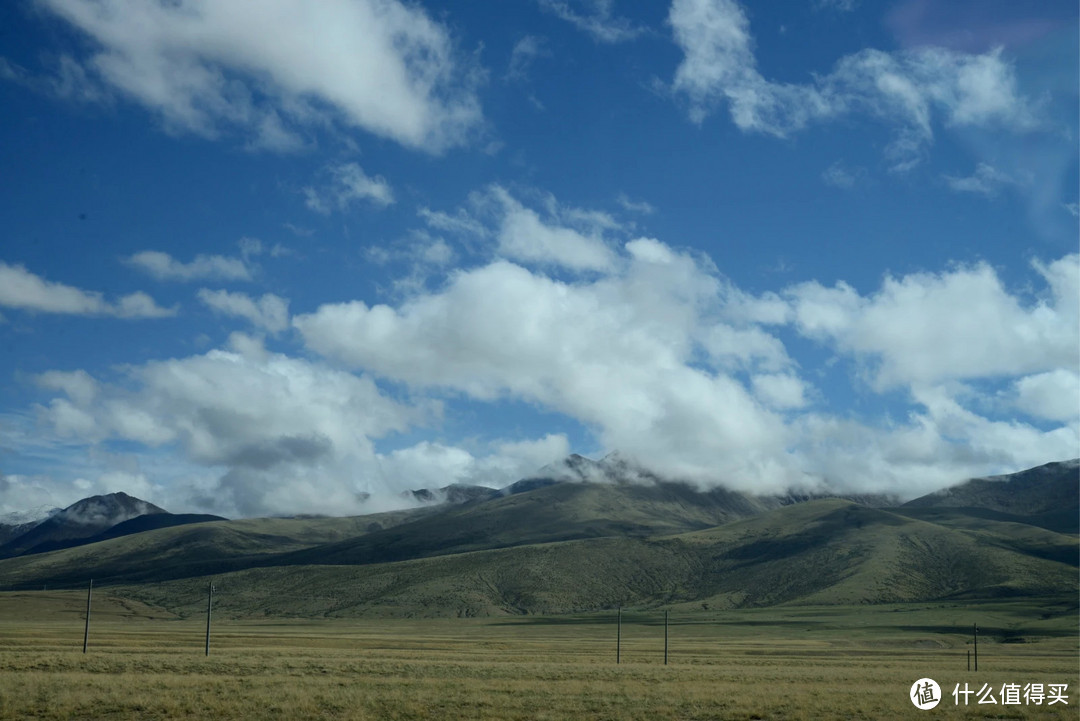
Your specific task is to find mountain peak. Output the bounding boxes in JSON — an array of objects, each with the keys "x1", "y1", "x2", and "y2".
[{"x1": 56, "y1": 492, "x2": 167, "y2": 527}]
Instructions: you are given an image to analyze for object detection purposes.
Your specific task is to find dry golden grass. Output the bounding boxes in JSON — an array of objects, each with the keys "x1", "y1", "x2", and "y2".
[{"x1": 0, "y1": 591, "x2": 1075, "y2": 720}]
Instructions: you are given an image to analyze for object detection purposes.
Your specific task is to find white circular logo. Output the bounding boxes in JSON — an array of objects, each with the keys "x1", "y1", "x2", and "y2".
[{"x1": 910, "y1": 678, "x2": 941, "y2": 710}]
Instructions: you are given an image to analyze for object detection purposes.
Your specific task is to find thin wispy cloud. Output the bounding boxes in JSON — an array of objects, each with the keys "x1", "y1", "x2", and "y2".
[
  {"x1": 538, "y1": 0, "x2": 646, "y2": 43},
  {"x1": 304, "y1": 162, "x2": 394, "y2": 214},
  {"x1": 669, "y1": 0, "x2": 1036, "y2": 169},
  {"x1": 0, "y1": 262, "x2": 174, "y2": 318},
  {"x1": 124, "y1": 251, "x2": 253, "y2": 283}
]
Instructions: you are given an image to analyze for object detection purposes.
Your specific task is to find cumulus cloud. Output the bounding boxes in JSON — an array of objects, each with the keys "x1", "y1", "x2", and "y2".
[
  {"x1": 291, "y1": 215, "x2": 1077, "y2": 497},
  {"x1": 669, "y1": 0, "x2": 1035, "y2": 167},
  {"x1": 790, "y1": 405, "x2": 1074, "y2": 499},
  {"x1": 18, "y1": 186, "x2": 1078, "y2": 511},
  {"x1": 419, "y1": 186, "x2": 625, "y2": 272},
  {"x1": 33, "y1": 342, "x2": 415, "y2": 515},
  {"x1": 124, "y1": 250, "x2": 253, "y2": 282},
  {"x1": 304, "y1": 162, "x2": 394, "y2": 213},
  {"x1": 293, "y1": 238, "x2": 801, "y2": 490},
  {"x1": 0, "y1": 261, "x2": 174, "y2": 318},
  {"x1": 1009, "y1": 369, "x2": 1080, "y2": 423},
  {"x1": 785, "y1": 255, "x2": 1079, "y2": 390},
  {"x1": 538, "y1": 0, "x2": 645, "y2": 43},
  {"x1": 751, "y1": 373, "x2": 810, "y2": 410},
  {"x1": 37, "y1": 0, "x2": 483, "y2": 152},
  {"x1": 490, "y1": 187, "x2": 617, "y2": 271},
  {"x1": 28, "y1": 338, "x2": 576, "y2": 516},
  {"x1": 379, "y1": 434, "x2": 571, "y2": 491},
  {"x1": 197, "y1": 289, "x2": 290, "y2": 333}
]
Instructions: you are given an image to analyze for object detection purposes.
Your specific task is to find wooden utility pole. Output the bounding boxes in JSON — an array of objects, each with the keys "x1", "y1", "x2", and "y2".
[
  {"x1": 82, "y1": 579, "x2": 93, "y2": 653},
  {"x1": 664, "y1": 610, "x2": 669, "y2": 666},
  {"x1": 616, "y1": 607, "x2": 621, "y2": 664},
  {"x1": 205, "y1": 581, "x2": 214, "y2": 656},
  {"x1": 973, "y1": 623, "x2": 978, "y2": 671}
]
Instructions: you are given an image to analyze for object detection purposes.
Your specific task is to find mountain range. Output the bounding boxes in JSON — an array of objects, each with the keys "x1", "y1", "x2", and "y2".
[{"x1": 0, "y1": 457, "x2": 1075, "y2": 618}]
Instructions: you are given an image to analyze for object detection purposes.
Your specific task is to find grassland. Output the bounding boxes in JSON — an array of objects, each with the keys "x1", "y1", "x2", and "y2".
[{"x1": 1, "y1": 591, "x2": 1076, "y2": 720}]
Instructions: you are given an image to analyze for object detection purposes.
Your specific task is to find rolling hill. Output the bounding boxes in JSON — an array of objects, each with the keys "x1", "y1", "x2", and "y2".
[
  {"x1": 0, "y1": 458, "x2": 1075, "y2": 618},
  {"x1": 112, "y1": 498, "x2": 1077, "y2": 620}
]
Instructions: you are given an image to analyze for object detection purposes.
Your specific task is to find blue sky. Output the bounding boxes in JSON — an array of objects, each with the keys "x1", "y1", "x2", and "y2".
[{"x1": 0, "y1": 0, "x2": 1077, "y2": 518}]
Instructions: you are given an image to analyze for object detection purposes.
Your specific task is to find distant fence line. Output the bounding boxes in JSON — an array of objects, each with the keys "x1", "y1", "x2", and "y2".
[{"x1": 3, "y1": 582, "x2": 987, "y2": 671}]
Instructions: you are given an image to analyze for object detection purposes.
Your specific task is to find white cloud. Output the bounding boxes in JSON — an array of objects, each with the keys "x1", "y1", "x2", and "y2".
[
  {"x1": 124, "y1": 250, "x2": 253, "y2": 282},
  {"x1": 304, "y1": 162, "x2": 394, "y2": 213},
  {"x1": 751, "y1": 373, "x2": 809, "y2": 410},
  {"x1": 492, "y1": 189, "x2": 616, "y2": 272},
  {"x1": 944, "y1": 162, "x2": 1015, "y2": 195},
  {"x1": 36, "y1": 369, "x2": 99, "y2": 406},
  {"x1": 27, "y1": 342, "x2": 583, "y2": 516},
  {"x1": 366, "y1": 231, "x2": 457, "y2": 275},
  {"x1": 790, "y1": 404, "x2": 1076, "y2": 499},
  {"x1": 1010, "y1": 370, "x2": 1080, "y2": 423},
  {"x1": 294, "y1": 239, "x2": 801, "y2": 490},
  {"x1": 197, "y1": 289, "x2": 290, "y2": 333},
  {"x1": 418, "y1": 207, "x2": 489, "y2": 238},
  {"x1": 538, "y1": 0, "x2": 645, "y2": 44},
  {"x1": 419, "y1": 188, "x2": 628, "y2": 272},
  {"x1": 786, "y1": 256, "x2": 1079, "y2": 390},
  {"x1": 698, "y1": 324, "x2": 792, "y2": 372},
  {"x1": 616, "y1": 193, "x2": 656, "y2": 214},
  {"x1": 291, "y1": 224, "x2": 1077, "y2": 496},
  {"x1": 669, "y1": 0, "x2": 1034, "y2": 166},
  {"x1": 20, "y1": 232, "x2": 1079, "y2": 512},
  {"x1": 113, "y1": 291, "x2": 176, "y2": 318},
  {"x1": 0, "y1": 261, "x2": 174, "y2": 318},
  {"x1": 378, "y1": 434, "x2": 571, "y2": 491},
  {"x1": 33, "y1": 343, "x2": 430, "y2": 516},
  {"x1": 38, "y1": 0, "x2": 482, "y2": 152}
]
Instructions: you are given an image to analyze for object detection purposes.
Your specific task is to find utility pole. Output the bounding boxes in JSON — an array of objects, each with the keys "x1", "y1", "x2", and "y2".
[
  {"x1": 973, "y1": 623, "x2": 978, "y2": 672},
  {"x1": 616, "y1": 607, "x2": 621, "y2": 665},
  {"x1": 205, "y1": 581, "x2": 214, "y2": 656},
  {"x1": 664, "y1": 610, "x2": 669, "y2": 666},
  {"x1": 82, "y1": 579, "x2": 92, "y2": 653}
]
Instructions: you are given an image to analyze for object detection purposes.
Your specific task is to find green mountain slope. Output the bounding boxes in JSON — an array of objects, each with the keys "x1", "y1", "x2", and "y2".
[
  {"x1": 2, "y1": 461, "x2": 1075, "y2": 616},
  {"x1": 105, "y1": 499, "x2": 1077, "y2": 619},
  {"x1": 0, "y1": 507, "x2": 436, "y2": 589},
  {"x1": 901, "y1": 459, "x2": 1079, "y2": 532},
  {"x1": 278, "y1": 479, "x2": 785, "y2": 568}
]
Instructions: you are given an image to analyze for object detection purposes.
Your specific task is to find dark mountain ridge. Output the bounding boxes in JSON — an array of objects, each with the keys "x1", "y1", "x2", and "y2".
[
  {"x1": 0, "y1": 492, "x2": 167, "y2": 558},
  {"x1": 899, "y1": 459, "x2": 1080, "y2": 533}
]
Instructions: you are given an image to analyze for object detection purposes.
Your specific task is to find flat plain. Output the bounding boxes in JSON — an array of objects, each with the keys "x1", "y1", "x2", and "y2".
[{"x1": 0, "y1": 591, "x2": 1075, "y2": 720}]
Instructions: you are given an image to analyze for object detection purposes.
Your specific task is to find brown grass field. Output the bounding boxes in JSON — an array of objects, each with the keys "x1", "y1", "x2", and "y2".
[{"x1": 0, "y1": 591, "x2": 1076, "y2": 720}]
